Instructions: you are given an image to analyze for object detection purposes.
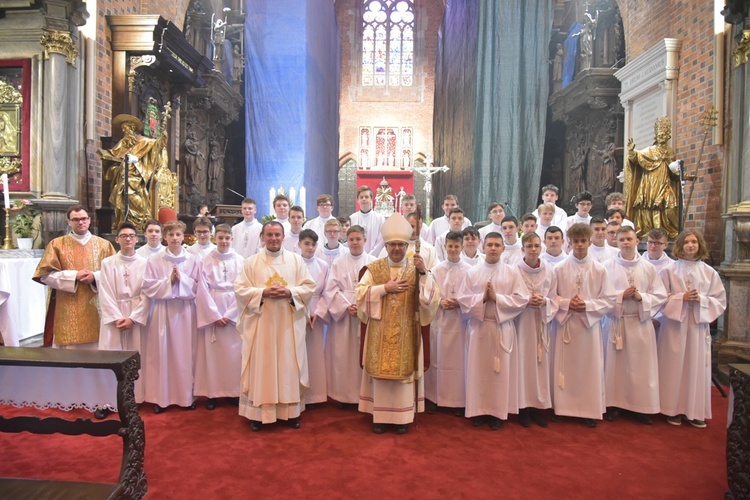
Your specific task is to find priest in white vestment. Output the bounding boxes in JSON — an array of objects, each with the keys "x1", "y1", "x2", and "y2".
[
  {"x1": 194, "y1": 225, "x2": 244, "y2": 409},
  {"x1": 552, "y1": 223, "x2": 615, "y2": 427},
  {"x1": 357, "y1": 213, "x2": 439, "y2": 434},
  {"x1": 98, "y1": 223, "x2": 151, "y2": 404},
  {"x1": 458, "y1": 231, "x2": 528, "y2": 430},
  {"x1": 602, "y1": 227, "x2": 667, "y2": 424},
  {"x1": 235, "y1": 221, "x2": 315, "y2": 430}
]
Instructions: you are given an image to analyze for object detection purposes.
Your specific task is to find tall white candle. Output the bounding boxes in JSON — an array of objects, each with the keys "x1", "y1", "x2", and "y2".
[{"x1": 1, "y1": 174, "x2": 9, "y2": 209}]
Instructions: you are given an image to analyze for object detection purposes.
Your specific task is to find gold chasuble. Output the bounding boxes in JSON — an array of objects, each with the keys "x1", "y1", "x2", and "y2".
[
  {"x1": 33, "y1": 235, "x2": 116, "y2": 345},
  {"x1": 360, "y1": 258, "x2": 438, "y2": 380}
]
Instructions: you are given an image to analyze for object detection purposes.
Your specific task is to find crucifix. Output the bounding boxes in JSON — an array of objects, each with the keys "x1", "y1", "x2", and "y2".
[
  {"x1": 222, "y1": 262, "x2": 228, "y2": 283},
  {"x1": 413, "y1": 154, "x2": 450, "y2": 219}
]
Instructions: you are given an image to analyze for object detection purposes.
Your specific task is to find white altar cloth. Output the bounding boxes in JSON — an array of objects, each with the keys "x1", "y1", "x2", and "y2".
[{"x1": 0, "y1": 256, "x2": 47, "y2": 346}]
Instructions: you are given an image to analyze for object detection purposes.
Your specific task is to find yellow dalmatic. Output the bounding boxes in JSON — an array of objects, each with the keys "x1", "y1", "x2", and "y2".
[{"x1": 33, "y1": 235, "x2": 116, "y2": 345}]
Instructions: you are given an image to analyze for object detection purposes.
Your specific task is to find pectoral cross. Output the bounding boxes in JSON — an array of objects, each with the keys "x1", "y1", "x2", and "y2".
[
  {"x1": 576, "y1": 272, "x2": 584, "y2": 296},
  {"x1": 123, "y1": 267, "x2": 130, "y2": 286},
  {"x1": 222, "y1": 262, "x2": 228, "y2": 283},
  {"x1": 626, "y1": 268, "x2": 635, "y2": 287}
]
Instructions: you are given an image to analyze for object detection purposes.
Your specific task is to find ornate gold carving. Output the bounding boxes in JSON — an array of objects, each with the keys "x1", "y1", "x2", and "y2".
[
  {"x1": 0, "y1": 157, "x2": 21, "y2": 176},
  {"x1": 733, "y1": 30, "x2": 750, "y2": 68},
  {"x1": 0, "y1": 80, "x2": 22, "y2": 104},
  {"x1": 40, "y1": 30, "x2": 80, "y2": 67}
]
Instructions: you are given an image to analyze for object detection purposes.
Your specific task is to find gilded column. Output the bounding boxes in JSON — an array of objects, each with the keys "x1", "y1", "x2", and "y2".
[{"x1": 39, "y1": 30, "x2": 78, "y2": 199}]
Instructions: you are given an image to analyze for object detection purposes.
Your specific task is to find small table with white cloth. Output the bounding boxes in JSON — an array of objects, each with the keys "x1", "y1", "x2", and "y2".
[{"x1": 0, "y1": 251, "x2": 47, "y2": 346}]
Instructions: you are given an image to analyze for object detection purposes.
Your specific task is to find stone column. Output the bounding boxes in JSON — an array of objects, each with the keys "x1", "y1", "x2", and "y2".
[{"x1": 39, "y1": 30, "x2": 78, "y2": 199}]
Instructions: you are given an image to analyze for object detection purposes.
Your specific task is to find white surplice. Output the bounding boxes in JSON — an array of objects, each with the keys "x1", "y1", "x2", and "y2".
[
  {"x1": 532, "y1": 205, "x2": 568, "y2": 228},
  {"x1": 234, "y1": 248, "x2": 315, "y2": 423},
  {"x1": 552, "y1": 255, "x2": 615, "y2": 419},
  {"x1": 323, "y1": 252, "x2": 375, "y2": 403},
  {"x1": 589, "y1": 243, "x2": 618, "y2": 263},
  {"x1": 231, "y1": 219, "x2": 263, "y2": 259},
  {"x1": 303, "y1": 215, "x2": 336, "y2": 243},
  {"x1": 187, "y1": 242, "x2": 216, "y2": 260},
  {"x1": 540, "y1": 251, "x2": 567, "y2": 268},
  {"x1": 141, "y1": 249, "x2": 204, "y2": 408},
  {"x1": 460, "y1": 251, "x2": 484, "y2": 267},
  {"x1": 98, "y1": 252, "x2": 150, "y2": 402},
  {"x1": 282, "y1": 232, "x2": 302, "y2": 254},
  {"x1": 136, "y1": 243, "x2": 164, "y2": 259},
  {"x1": 315, "y1": 243, "x2": 349, "y2": 267},
  {"x1": 356, "y1": 258, "x2": 440, "y2": 424},
  {"x1": 602, "y1": 253, "x2": 667, "y2": 414},
  {"x1": 515, "y1": 259, "x2": 558, "y2": 410},
  {"x1": 642, "y1": 251, "x2": 674, "y2": 273},
  {"x1": 424, "y1": 259, "x2": 471, "y2": 408},
  {"x1": 459, "y1": 260, "x2": 529, "y2": 420},
  {"x1": 302, "y1": 255, "x2": 330, "y2": 404},
  {"x1": 194, "y1": 248, "x2": 244, "y2": 398},
  {"x1": 561, "y1": 213, "x2": 591, "y2": 234},
  {"x1": 428, "y1": 215, "x2": 471, "y2": 245},
  {"x1": 501, "y1": 241, "x2": 523, "y2": 267},
  {"x1": 349, "y1": 210, "x2": 385, "y2": 255},
  {"x1": 657, "y1": 260, "x2": 726, "y2": 421}
]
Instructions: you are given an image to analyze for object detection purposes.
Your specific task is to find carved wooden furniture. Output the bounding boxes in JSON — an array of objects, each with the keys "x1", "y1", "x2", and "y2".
[
  {"x1": 727, "y1": 363, "x2": 750, "y2": 500},
  {"x1": 0, "y1": 347, "x2": 146, "y2": 499}
]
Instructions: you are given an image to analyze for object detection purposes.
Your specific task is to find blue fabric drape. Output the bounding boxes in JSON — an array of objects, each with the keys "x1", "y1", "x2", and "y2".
[
  {"x1": 244, "y1": 0, "x2": 339, "y2": 217},
  {"x1": 563, "y1": 22, "x2": 581, "y2": 89}
]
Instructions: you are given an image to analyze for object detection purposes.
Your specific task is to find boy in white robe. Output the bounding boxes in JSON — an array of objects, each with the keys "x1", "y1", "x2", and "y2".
[
  {"x1": 235, "y1": 221, "x2": 315, "y2": 430},
  {"x1": 643, "y1": 228, "x2": 673, "y2": 271},
  {"x1": 532, "y1": 184, "x2": 567, "y2": 228},
  {"x1": 589, "y1": 217, "x2": 618, "y2": 263},
  {"x1": 187, "y1": 217, "x2": 216, "y2": 260},
  {"x1": 603, "y1": 226, "x2": 667, "y2": 424},
  {"x1": 459, "y1": 231, "x2": 529, "y2": 430},
  {"x1": 302, "y1": 194, "x2": 336, "y2": 242},
  {"x1": 142, "y1": 220, "x2": 205, "y2": 413},
  {"x1": 541, "y1": 226, "x2": 567, "y2": 267},
  {"x1": 316, "y1": 218, "x2": 349, "y2": 265},
  {"x1": 232, "y1": 197, "x2": 263, "y2": 258},
  {"x1": 605, "y1": 221, "x2": 621, "y2": 248},
  {"x1": 272, "y1": 194, "x2": 292, "y2": 233},
  {"x1": 98, "y1": 222, "x2": 150, "y2": 404},
  {"x1": 552, "y1": 223, "x2": 615, "y2": 427},
  {"x1": 500, "y1": 216, "x2": 523, "y2": 266},
  {"x1": 425, "y1": 231, "x2": 470, "y2": 414},
  {"x1": 194, "y1": 224, "x2": 244, "y2": 410},
  {"x1": 323, "y1": 225, "x2": 375, "y2": 406},
  {"x1": 299, "y1": 229, "x2": 330, "y2": 405},
  {"x1": 515, "y1": 232, "x2": 558, "y2": 428},
  {"x1": 427, "y1": 195, "x2": 472, "y2": 244},
  {"x1": 658, "y1": 229, "x2": 726, "y2": 428},
  {"x1": 136, "y1": 219, "x2": 164, "y2": 258},
  {"x1": 605, "y1": 193, "x2": 635, "y2": 228},
  {"x1": 534, "y1": 203, "x2": 556, "y2": 241},
  {"x1": 562, "y1": 191, "x2": 593, "y2": 234},
  {"x1": 478, "y1": 203, "x2": 505, "y2": 244},
  {"x1": 349, "y1": 186, "x2": 385, "y2": 255},
  {"x1": 282, "y1": 205, "x2": 304, "y2": 254},
  {"x1": 435, "y1": 208, "x2": 466, "y2": 262},
  {"x1": 460, "y1": 227, "x2": 484, "y2": 266}
]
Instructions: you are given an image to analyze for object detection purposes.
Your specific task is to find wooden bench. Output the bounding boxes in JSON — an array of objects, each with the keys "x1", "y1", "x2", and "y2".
[{"x1": 0, "y1": 347, "x2": 147, "y2": 499}]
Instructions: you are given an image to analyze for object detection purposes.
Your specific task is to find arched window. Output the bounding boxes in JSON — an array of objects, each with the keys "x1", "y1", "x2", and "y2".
[{"x1": 361, "y1": 0, "x2": 414, "y2": 88}]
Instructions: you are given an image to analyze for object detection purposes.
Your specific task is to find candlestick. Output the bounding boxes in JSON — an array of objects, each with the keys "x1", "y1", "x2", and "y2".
[
  {"x1": 3, "y1": 207, "x2": 14, "y2": 249},
  {"x1": 1, "y1": 174, "x2": 9, "y2": 210}
]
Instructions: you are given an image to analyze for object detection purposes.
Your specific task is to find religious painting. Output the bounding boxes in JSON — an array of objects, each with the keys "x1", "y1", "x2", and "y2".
[
  {"x1": 400, "y1": 126, "x2": 413, "y2": 170},
  {"x1": 359, "y1": 126, "x2": 372, "y2": 169},
  {"x1": 0, "y1": 105, "x2": 20, "y2": 157},
  {"x1": 0, "y1": 60, "x2": 30, "y2": 191},
  {"x1": 374, "y1": 127, "x2": 397, "y2": 169}
]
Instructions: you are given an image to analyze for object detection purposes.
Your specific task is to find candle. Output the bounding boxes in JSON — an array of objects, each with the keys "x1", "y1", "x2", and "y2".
[{"x1": 1, "y1": 174, "x2": 9, "y2": 209}]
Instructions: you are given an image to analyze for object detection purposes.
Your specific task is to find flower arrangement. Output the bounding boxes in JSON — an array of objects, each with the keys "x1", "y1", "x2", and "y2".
[{"x1": 10, "y1": 199, "x2": 38, "y2": 238}]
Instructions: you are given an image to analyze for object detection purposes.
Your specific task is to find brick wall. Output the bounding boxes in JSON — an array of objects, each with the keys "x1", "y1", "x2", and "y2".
[
  {"x1": 336, "y1": 0, "x2": 444, "y2": 195},
  {"x1": 618, "y1": 0, "x2": 725, "y2": 261}
]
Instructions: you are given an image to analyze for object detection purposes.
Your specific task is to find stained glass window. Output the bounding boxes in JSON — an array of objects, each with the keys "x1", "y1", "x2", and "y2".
[{"x1": 362, "y1": 0, "x2": 414, "y2": 87}]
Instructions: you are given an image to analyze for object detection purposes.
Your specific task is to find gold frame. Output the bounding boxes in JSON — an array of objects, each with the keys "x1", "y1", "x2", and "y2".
[{"x1": 0, "y1": 104, "x2": 21, "y2": 157}]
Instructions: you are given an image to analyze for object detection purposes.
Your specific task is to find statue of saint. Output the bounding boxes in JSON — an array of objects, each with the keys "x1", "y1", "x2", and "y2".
[
  {"x1": 207, "y1": 138, "x2": 225, "y2": 193},
  {"x1": 624, "y1": 116, "x2": 680, "y2": 239},
  {"x1": 182, "y1": 130, "x2": 204, "y2": 187}
]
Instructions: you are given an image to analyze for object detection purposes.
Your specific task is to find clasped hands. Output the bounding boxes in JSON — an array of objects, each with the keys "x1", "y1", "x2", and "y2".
[
  {"x1": 622, "y1": 285, "x2": 643, "y2": 302},
  {"x1": 76, "y1": 269, "x2": 95, "y2": 285},
  {"x1": 262, "y1": 285, "x2": 292, "y2": 299},
  {"x1": 683, "y1": 288, "x2": 700, "y2": 302}
]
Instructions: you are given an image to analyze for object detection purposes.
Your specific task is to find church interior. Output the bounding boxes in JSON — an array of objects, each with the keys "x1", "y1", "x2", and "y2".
[{"x1": 1, "y1": 0, "x2": 750, "y2": 497}]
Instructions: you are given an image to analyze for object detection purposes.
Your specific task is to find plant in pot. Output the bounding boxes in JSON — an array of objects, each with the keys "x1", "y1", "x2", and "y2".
[{"x1": 10, "y1": 199, "x2": 38, "y2": 250}]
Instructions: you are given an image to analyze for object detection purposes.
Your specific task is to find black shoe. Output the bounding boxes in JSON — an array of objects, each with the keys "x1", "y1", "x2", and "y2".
[
  {"x1": 426, "y1": 400, "x2": 438, "y2": 414},
  {"x1": 584, "y1": 418, "x2": 598, "y2": 428},
  {"x1": 250, "y1": 420, "x2": 262, "y2": 432},
  {"x1": 94, "y1": 409, "x2": 110, "y2": 420},
  {"x1": 395, "y1": 424, "x2": 409, "y2": 435},
  {"x1": 336, "y1": 402, "x2": 348, "y2": 410},
  {"x1": 186, "y1": 403, "x2": 196, "y2": 410},
  {"x1": 205, "y1": 398, "x2": 217, "y2": 410},
  {"x1": 634, "y1": 413, "x2": 654, "y2": 425},
  {"x1": 489, "y1": 417, "x2": 503, "y2": 431},
  {"x1": 373, "y1": 423, "x2": 386, "y2": 434},
  {"x1": 288, "y1": 417, "x2": 301, "y2": 429},
  {"x1": 454, "y1": 407, "x2": 465, "y2": 417},
  {"x1": 605, "y1": 408, "x2": 621, "y2": 422},
  {"x1": 153, "y1": 405, "x2": 166, "y2": 414},
  {"x1": 472, "y1": 416, "x2": 487, "y2": 427},
  {"x1": 530, "y1": 409, "x2": 548, "y2": 428},
  {"x1": 518, "y1": 409, "x2": 531, "y2": 428},
  {"x1": 229, "y1": 397, "x2": 240, "y2": 406},
  {"x1": 550, "y1": 413, "x2": 561, "y2": 423}
]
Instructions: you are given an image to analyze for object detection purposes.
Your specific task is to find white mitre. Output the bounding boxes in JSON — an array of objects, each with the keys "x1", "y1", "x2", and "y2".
[{"x1": 381, "y1": 213, "x2": 412, "y2": 243}]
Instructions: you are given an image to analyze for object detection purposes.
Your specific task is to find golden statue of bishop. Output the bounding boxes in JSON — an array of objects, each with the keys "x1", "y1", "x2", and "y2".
[{"x1": 624, "y1": 116, "x2": 680, "y2": 239}]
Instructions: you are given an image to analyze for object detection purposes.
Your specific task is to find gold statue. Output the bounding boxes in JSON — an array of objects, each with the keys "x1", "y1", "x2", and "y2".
[
  {"x1": 99, "y1": 104, "x2": 172, "y2": 230},
  {"x1": 624, "y1": 116, "x2": 680, "y2": 239}
]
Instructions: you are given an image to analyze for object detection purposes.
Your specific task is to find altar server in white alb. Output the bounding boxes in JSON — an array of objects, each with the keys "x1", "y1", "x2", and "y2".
[
  {"x1": 141, "y1": 220, "x2": 206, "y2": 413},
  {"x1": 515, "y1": 232, "x2": 558, "y2": 428},
  {"x1": 315, "y1": 218, "x2": 349, "y2": 266},
  {"x1": 424, "y1": 230, "x2": 470, "y2": 414},
  {"x1": 500, "y1": 216, "x2": 523, "y2": 266},
  {"x1": 357, "y1": 213, "x2": 439, "y2": 434},
  {"x1": 458, "y1": 231, "x2": 529, "y2": 430},
  {"x1": 642, "y1": 228, "x2": 674, "y2": 272},
  {"x1": 98, "y1": 222, "x2": 151, "y2": 403},
  {"x1": 187, "y1": 217, "x2": 216, "y2": 260},
  {"x1": 194, "y1": 224, "x2": 244, "y2": 410},
  {"x1": 429, "y1": 195, "x2": 472, "y2": 245},
  {"x1": 602, "y1": 226, "x2": 667, "y2": 424},
  {"x1": 136, "y1": 219, "x2": 164, "y2": 259},
  {"x1": 234, "y1": 221, "x2": 315, "y2": 430},
  {"x1": 298, "y1": 229, "x2": 331, "y2": 406},
  {"x1": 658, "y1": 229, "x2": 726, "y2": 428},
  {"x1": 349, "y1": 186, "x2": 385, "y2": 255},
  {"x1": 323, "y1": 225, "x2": 375, "y2": 406},
  {"x1": 232, "y1": 197, "x2": 263, "y2": 259},
  {"x1": 552, "y1": 223, "x2": 615, "y2": 428}
]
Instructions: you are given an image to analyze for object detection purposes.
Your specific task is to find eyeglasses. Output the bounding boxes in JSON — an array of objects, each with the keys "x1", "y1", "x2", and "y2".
[
  {"x1": 195, "y1": 230, "x2": 211, "y2": 235},
  {"x1": 386, "y1": 242, "x2": 408, "y2": 249},
  {"x1": 118, "y1": 234, "x2": 138, "y2": 240},
  {"x1": 69, "y1": 217, "x2": 90, "y2": 223},
  {"x1": 647, "y1": 240, "x2": 666, "y2": 246},
  {"x1": 325, "y1": 229, "x2": 340, "y2": 234},
  {"x1": 318, "y1": 203, "x2": 332, "y2": 207}
]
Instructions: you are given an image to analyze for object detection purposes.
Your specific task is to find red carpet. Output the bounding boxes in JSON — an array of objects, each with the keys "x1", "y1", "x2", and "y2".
[{"x1": 0, "y1": 388, "x2": 729, "y2": 499}]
